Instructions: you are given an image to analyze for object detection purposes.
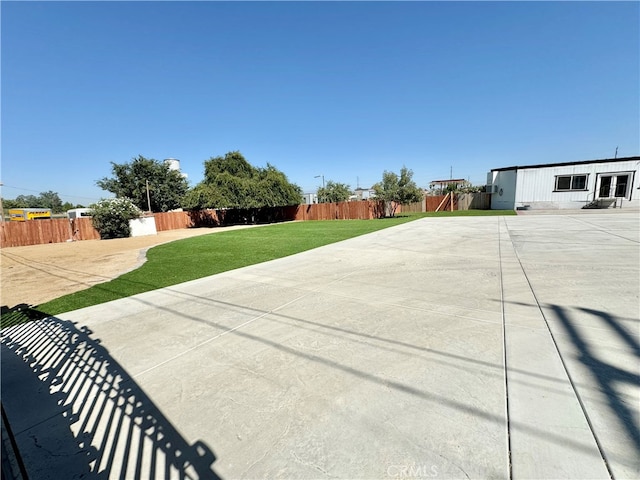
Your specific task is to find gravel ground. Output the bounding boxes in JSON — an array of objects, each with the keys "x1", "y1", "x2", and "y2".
[{"x1": 1, "y1": 225, "x2": 261, "y2": 308}]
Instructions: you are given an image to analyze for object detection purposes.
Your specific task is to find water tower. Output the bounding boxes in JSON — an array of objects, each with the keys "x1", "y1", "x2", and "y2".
[
  {"x1": 164, "y1": 158, "x2": 188, "y2": 179},
  {"x1": 164, "y1": 158, "x2": 180, "y2": 171}
]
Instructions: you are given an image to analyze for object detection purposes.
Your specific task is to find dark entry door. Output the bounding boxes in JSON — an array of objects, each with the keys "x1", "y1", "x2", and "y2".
[{"x1": 598, "y1": 176, "x2": 612, "y2": 198}]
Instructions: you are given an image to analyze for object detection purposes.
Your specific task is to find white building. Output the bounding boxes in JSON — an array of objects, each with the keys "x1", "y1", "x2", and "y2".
[
  {"x1": 487, "y1": 156, "x2": 640, "y2": 210},
  {"x1": 66, "y1": 208, "x2": 92, "y2": 219},
  {"x1": 302, "y1": 193, "x2": 318, "y2": 204},
  {"x1": 353, "y1": 187, "x2": 376, "y2": 201}
]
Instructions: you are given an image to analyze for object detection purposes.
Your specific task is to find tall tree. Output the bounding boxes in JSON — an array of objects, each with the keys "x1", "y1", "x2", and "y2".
[
  {"x1": 39, "y1": 191, "x2": 64, "y2": 213},
  {"x1": 317, "y1": 181, "x2": 352, "y2": 203},
  {"x1": 7, "y1": 192, "x2": 65, "y2": 212},
  {"x1": 373, "y1": 167, "x2": 423, "y2": 217},
  {"x1": 14, "y1": 194, "x2": 41, "y2": 208},
  {"x1": 204, "y1": 151, "x2": 254, "y2": 181},
  {"x1": 97, "y1": 156, "x2": 189, "y2": 212},
  {"x1": 183, "y1": 151, "x2": 302, "y2": 209}
]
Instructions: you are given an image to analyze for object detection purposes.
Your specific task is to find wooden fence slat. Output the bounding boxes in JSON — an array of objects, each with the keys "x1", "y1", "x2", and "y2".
[{"x1": 1, "y1": 201, "x2": 390, "y2": 248}]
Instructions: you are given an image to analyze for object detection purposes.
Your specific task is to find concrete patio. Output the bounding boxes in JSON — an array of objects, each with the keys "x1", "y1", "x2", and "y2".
[{"x1": 2, "y1": 211, "x2": 638, "y2": 479}]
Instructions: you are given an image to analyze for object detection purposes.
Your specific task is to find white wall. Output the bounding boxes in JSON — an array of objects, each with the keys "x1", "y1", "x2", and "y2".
[
  {"x1": 129, "y1": 217, "x2": 157, "y2": 237},
  {"x1": 490, "y1": 169, "x2": 517, "y2": 210},
  {"x1": 303, "y1": 193, "x2": 318, "y2": 204}
]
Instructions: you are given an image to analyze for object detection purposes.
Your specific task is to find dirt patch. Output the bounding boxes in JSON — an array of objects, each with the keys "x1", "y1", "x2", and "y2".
[{"x1": 1, "y1": 225, "x2": 261, "y2": 308}]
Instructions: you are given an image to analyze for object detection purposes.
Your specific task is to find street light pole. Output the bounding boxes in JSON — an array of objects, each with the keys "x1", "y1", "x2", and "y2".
[{"x1": 314, "y1": 175, "x2": 325, "y2": 203}]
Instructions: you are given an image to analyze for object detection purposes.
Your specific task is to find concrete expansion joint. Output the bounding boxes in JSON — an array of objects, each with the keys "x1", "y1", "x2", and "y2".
[
  {"x1": 133, "y1": 273, "x2": 357, "y2": 379},
  {"x1": 497, "y1": 217, "x2": 514, "y2": 480},
  {"x1": 567, "y1": 216, "x2": 640, "y2": 244},
  {"x1": 499, "y1": 216, "x2": 617, "y2": 480}
]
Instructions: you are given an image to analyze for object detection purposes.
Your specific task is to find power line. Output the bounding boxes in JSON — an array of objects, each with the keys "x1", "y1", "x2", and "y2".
[{"x1": 0, "y1": 184, "x2": 102, "y2": 202}]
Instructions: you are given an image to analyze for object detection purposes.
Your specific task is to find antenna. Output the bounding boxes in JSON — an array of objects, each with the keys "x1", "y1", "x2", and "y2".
[{"x1": 615, "y1": 146, "x2": 618, "y2": 159}]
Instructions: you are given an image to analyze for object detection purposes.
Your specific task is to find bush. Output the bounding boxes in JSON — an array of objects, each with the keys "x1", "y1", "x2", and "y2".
[{"x1": 90, "y1": 198, "x2": 142, "y2": 239}]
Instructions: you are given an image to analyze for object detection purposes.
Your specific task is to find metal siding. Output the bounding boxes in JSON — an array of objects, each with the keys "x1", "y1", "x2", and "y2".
[{"x1": 514, "y1": 160, "x2": 640, "y2": 208}]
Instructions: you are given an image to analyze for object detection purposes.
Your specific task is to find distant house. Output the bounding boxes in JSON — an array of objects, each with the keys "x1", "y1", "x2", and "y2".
[
  {"x1": 429, "y1": 179, "x2": 467, "y2": 195},
  {"x1": 302, "y1": 193, "x2": 318, "y2": 204},
  {"x1": 487, "y1": 156, "x2": 640, "y2": 210},
  {"x1": 353, "y1": 187, "x2": 376, "y2": 201}
]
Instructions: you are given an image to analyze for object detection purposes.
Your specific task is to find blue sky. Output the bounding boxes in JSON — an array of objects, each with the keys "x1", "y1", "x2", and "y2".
[{"x1": 2, "y1": 1, "x2": 639, "y2": 205}]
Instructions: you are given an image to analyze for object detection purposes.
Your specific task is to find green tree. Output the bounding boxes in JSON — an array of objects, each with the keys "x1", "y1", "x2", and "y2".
[
  {"x1": 6, "y1": 192, "x2": 64, "y2": 212},
  {"x1": 14, "y1": 194, "x2": 41, "y2": 208},
  {"x1": 2, "y1": 198, "x2": 22, "y2": 210},
  {"x1": 182, "y1": 184, "x2": 225, "y2": 210},
  {"x1": 39, "y1": 191, "x2": 64, "y2": 213},
  {"x1": 373, "y1": 167, "x2": 423, "y2": 217},
  {"x1": 97, "y1": 156, "x2": 189, "y2": 212},
  {"x1": 317, "y1": 181, "x2": 352, "y2": 203},
  {"x1": 204, "y1": 151, "x2": 254, "y2": 181},
  {"x1": 455, "y1": 180, "x2": 484, "y2": 194},
  {"x1": 254, "y1": 164, "x2": 304, "y2": 207},
  {"x1": 90, "y1": 198, "x2": 142, "y2": 239},
  {"x1": 184, "y1": 151, "x2": 302, "y2": 209}
]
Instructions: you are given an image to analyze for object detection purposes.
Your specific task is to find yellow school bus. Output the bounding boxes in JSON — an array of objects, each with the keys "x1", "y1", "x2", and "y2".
[{"x1": 9, "y1": 208, "x2": 52, "y2": 221}]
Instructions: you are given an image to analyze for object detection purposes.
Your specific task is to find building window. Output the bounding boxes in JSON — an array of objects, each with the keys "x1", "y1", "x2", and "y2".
[
  {"x1": 555, "y1": 174, "x2": 587, "y2": 191},
  {"x1": 615, "y1": 174, "x2": 629, "y2": 197}
]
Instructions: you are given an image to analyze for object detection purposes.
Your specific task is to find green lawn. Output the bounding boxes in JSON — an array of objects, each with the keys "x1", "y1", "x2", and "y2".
[{"x1": 28, "y1": 210, "x2": 514, "y2": 318}]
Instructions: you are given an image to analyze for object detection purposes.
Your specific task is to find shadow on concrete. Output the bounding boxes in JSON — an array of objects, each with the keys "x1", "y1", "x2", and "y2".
[
  {"x1": 165, "y1": 295, "x2": 640, "y2": 462},
  {"x1": 549, "y1": 304, "x2": 640, "y2": 453},
  {"x1": 0, "y1": 304, "x2": 49, "y2": 329},
  {"x1": 1, "y1": 317, "x2": 221, "y2": 479},
  {"x1": 70, "y1": 286, "x2": 614, "y2": 458},
  {"x1": 12, "y1": 276, "x2": 635, "y2": 465}
]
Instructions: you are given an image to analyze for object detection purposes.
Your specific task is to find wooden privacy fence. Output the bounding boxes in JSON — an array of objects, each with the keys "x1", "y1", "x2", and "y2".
[
  {"x1": 457, "y1": 193, "x2": 491, "y2": 210},
  {"x1": 1, "y1": 200, "x2": 388, "y2": 248},
  {"x1": 427, "y1": 195, "x2": 449, "y2": 211},
  {"x1": 401, "y1": 195, "x2": 452, "y2": 212},
  {"x1": 294, "y1": 200, "x2": 386, "y2": 221},
  {"x1": 400, "y1": 201, "x2": 425, "y2": 213},
  {"x1": 403, "y1": 194, "x2": 491, "y2": 213},
  {"x1": 0, "y1": 218, "x2": 100, "y2": 248},
  {"x1": 434, "y1": 193, "x2": 458, "y2": 212},
  {"x1": 152, "y1": 201, "x2": 385, "y2": 227},
  {"x1": 0, "y1": 196, "x2": 495, "y2": 248}
]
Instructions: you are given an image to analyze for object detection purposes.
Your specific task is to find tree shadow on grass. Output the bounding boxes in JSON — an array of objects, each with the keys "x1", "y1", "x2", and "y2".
[{"x1": 1, "y1": 316, "x2": 221, "y2": 479}]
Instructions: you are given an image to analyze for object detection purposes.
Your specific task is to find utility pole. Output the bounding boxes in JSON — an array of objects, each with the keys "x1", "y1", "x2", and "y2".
[
  {"x1": 0, "y1": 183, "x2": 4, "y2": 222},
  {"x1": 146, "y1": 180, "x2": 152, "y2": 213}
]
